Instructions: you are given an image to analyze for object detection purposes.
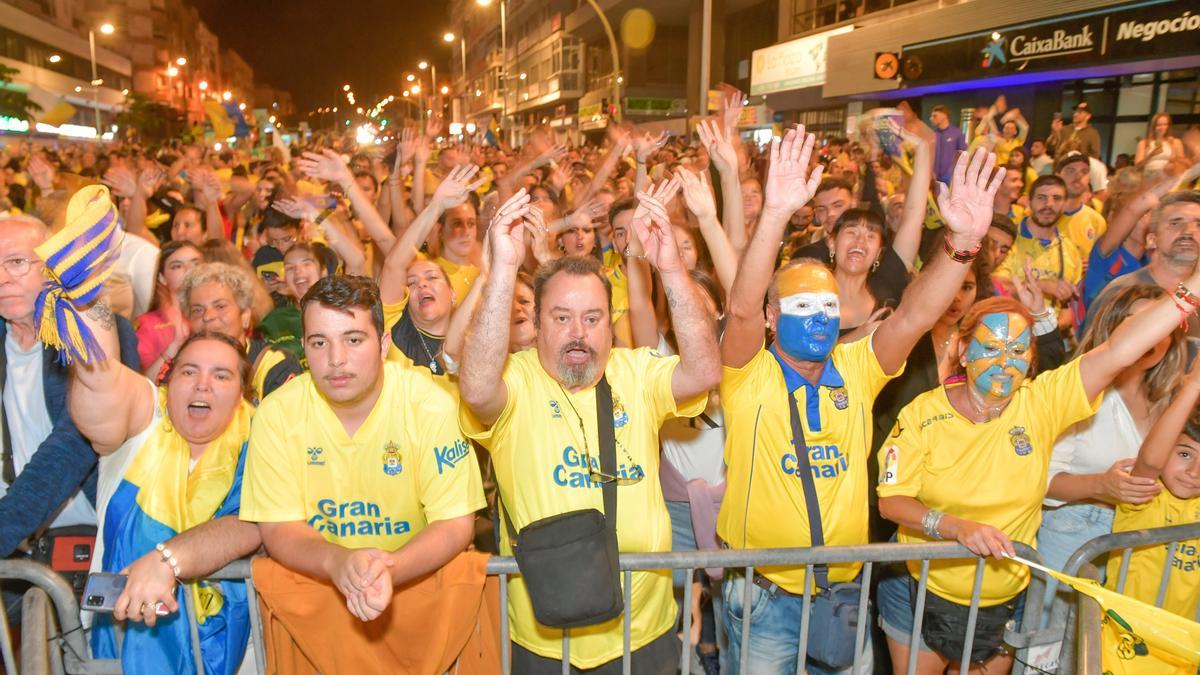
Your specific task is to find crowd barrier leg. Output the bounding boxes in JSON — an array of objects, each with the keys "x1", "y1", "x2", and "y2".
[
  {"x1": 795, "y1": 563, "x2": 813, "y2": 675},
  {"x1": 1073, "y1": 562, "x2": 1103, "y2": 674},
  {"x1": 244, "y1": 577, "x2": 267, "y2": 674},
  {"x1": 678, "y1": 566, "x2": 692, "y2": 675},
  {"x1": 0, "y1": 581, "x2": 17, "y2": 675},
  {"x1": 738, "y1": 564, "x2": 752, "y2": 675},
  {"x1": 20, "y1": 587, "x2": 50, "y2": 674}
]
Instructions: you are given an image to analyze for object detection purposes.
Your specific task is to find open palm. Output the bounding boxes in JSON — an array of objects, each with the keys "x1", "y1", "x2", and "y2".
[
  {"x1": 937, "y1": 148, "x2": 1001, "y2": 247},
  {"x1": 762, "y1": 126, "x2": 823, "y2": 217}
]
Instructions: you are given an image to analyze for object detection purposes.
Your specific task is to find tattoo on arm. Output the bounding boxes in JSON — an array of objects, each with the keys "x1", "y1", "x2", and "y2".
[
  {"x1": 86, "y1": 300, "x2": 115, "y2": 331},
  {"x1": 665, "y1": 286, "x2": 679, "y2": 311}
]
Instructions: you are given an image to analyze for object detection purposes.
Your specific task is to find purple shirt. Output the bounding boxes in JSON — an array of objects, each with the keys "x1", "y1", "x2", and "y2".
[{"x1": 933, "y1": 124, "x2": 967, "y2": 185}]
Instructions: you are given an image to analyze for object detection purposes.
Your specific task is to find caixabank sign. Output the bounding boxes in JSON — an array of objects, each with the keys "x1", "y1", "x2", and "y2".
[{"x1": 899, "y1": 0, "x2": 1198, "y2": 85}]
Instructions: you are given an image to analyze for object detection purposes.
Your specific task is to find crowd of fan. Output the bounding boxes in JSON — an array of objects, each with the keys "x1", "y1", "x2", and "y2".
[{"x1": 0, "y1": 88, "x2": 1198, "y2": 675}]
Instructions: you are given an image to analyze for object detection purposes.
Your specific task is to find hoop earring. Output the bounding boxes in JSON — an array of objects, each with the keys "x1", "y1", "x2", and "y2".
[{"x1": 872, "y1": 259, "x2": 881, "y2": 272}]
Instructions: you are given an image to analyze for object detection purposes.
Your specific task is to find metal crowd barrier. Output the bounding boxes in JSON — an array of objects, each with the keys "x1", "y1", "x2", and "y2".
[
  {"x1": 0, "y1": 542, "x2": 1093, "y2": 675},
  {"x1": 485, "y1": 541, "x2": 1052, "y2": 675},
  {"x1": 1056, "y1": 522, "x2": 1200, "y2": 675}
]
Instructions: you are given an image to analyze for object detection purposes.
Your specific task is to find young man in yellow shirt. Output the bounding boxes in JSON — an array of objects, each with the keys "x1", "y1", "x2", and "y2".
[
  {"x1": 994, "y1": 175, "x2": 1084, "y2": 320},
  {"x1": 241, "y1": 276, "x2": 484, "y2": 629},
  {"x1": 1055, "y1": 151, "x2": 1108, "y2": 259},
  {"x1": 458, "y1": 186, "x2": 721, "y2": 673},
  {"x1": 718, "y1": 131, "x2": 1001, "y2": 674}
]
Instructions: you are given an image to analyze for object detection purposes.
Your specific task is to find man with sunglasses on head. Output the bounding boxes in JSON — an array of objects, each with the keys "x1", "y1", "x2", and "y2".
[{"x1": 459, "y1": 185, "x2": 721, "y2": 674}]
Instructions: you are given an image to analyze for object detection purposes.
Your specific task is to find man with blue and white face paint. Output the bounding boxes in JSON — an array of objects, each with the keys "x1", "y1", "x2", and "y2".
[{"x1": 717, "y1": 127, "x2": 1003, "y2": 674}]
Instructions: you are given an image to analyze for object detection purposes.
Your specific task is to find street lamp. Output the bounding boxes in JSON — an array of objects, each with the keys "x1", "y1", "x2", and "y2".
[
  {"x1": 342, "y1": 84, "x2": 351, "y2": 92},
  {"x1": 474, "y1": 0, "x2": 507, "y2": 141},
  {"x1": 48, "y1": 54, "x2": 62, "y2": 64},
  {"x1": 222, "y1": 91, "x2": 232, "y2": 101},
  {"x1": 406, "y1": 74, "x2": 415, "y2": 82},
  {"x1": 198, "y1": 80, "x2": 208, "y2": 91},
  {"x1": 88, "y1": 22, "x2": 116, "y2": 134},
  {"x1": 175, "y1": 56, "x2": 187, "y2": 66},
  {"x1": 166, "y1": 66, "x2": 179, "y2": 77},
  {"x1": 443, "y1": 32, "x2": 456, "y2": 43}
]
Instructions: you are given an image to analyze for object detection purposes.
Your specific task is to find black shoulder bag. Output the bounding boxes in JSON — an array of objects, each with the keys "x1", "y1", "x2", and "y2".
[
  {"x1": 498, "y1": 376, "x2": 623, "y2": 628},
  {"x1": 787, "y1": 387, "x2": 863, "y2": 670}
]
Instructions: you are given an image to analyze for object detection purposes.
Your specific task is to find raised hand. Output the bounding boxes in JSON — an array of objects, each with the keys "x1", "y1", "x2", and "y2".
[
  {"x1": 630, "y1": 178, "x2": 684, "y2": 273},
  {"x1": 190, "y1": 169, "x2": 222, "y2": 208},
  {"x1": 566, "y1": 197, "x2": 606, "y2": 230},
  {"x1": 523, "y1": 206, "x2": 555, "y2": 265},
  {"x1": 534, "y1": 143, "x2": 567, "y2": 169},
  {"x1": 431, "y1": 164, "x2": 484, "y2": 211},
  {"x1": 695, "y1": 120, "x2": 737, "y2": 176},
  {"x1": 676, "y1": 168, "x2": 717, "y2": 221},
  {"x1": 396, "y1": 127, "x2": 418, "y2": 168},
  {"x1": 633, "y1": 130, "x2": 669, "y2": 163},
  {"x1": 424, "y1": 115, "x2": 443, "y2": 140},
  {"x1": 27, "y1": 154, "x2": 56, "y2": 192},
  {"x1": 296, "y1": 149, "x2": 353, "y2": 186},
  {"x1": 1011, "y1": 258, "x2": 1047, "y2": 316},
  {"x1": 718, "y1": 84, "x2": 746, "y2": 138},
  {"x1": 936, "y1": 148, "x2": 1001, "y2": 249},
  {"x1": 489, "y1": 189, "x2": 532, "y2": 268},
  {"x1": 103, "y1": 166, "x2": 138, "y2": 199},
  {"x1": 549, "y1": 162, "x2": 574, "y2": 194},
  {"x1": 273, "y1": 196, "x2": 320, "y2": 222},
  {"x1": 762, "y1": 126, "x2": 824, "y2": 220}
]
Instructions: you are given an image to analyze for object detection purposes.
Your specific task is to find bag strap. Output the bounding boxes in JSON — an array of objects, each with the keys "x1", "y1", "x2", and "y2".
[
  {"x1": 595, "y1": 375, "x2": 617, "y2": 543},
  {"x1": 497, "y1": 374, "x2": 619, "y2": 548},
  {"x1": 0, "y1": 340, "x2": 13, "y2": 485},
  {"x1": 787, "y1": 385, "x2": 829, "y2": 590}
]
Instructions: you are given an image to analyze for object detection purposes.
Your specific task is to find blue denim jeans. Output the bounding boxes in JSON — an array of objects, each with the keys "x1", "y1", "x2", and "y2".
[
  {"x1": 1037, "y1": 503, "x2": 1114, "y2": 628},
  {"x1": 666, "y1": 500, "x2": 725, "y2": 654},
  {"x1": 721, "y1": 573, "x2": 872, "y2": 675}
]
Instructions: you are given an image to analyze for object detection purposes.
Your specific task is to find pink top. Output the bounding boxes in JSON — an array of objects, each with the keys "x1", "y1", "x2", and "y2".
[{"x1": 134, "y1": 307, "x2": 176, "y2": 370}]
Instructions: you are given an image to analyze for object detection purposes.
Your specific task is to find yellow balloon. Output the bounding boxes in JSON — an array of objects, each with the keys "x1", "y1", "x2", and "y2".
[{"x1": 621, "y1": 8, "x2": 656, "y2": 50}]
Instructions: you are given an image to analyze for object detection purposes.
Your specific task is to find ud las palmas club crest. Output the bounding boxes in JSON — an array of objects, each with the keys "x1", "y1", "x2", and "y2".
[
  {"x1": 1009, "y1": 426, "x2": 1033, "y2": 456},
  {"x1": 382, "y1": 441, "x2": 403, "y2": 476},
  {"x1": 828, "y1": 386, "x2": 849, "y2": 410}
]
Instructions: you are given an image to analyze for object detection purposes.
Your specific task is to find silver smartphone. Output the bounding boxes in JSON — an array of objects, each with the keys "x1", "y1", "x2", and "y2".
[{"x1": 82, "y1": 573, "x2": 126, "y2": 613}]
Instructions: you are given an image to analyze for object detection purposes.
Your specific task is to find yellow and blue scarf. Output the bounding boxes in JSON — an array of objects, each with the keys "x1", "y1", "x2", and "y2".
[
  {"x1": 91, "y1": 391, "x2": 254, "y2": 675},
  {"x1": 33, "y1": 184, "x2": 121, "y2": 365}
]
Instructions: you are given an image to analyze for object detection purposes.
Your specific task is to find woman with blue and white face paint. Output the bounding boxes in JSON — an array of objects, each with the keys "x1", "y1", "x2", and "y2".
[
  {"x1": 719, "y1": 131, "x2": 1002, "y2": 674},
  {"x1": 877, "y1": 245, "x2": 1200, "y2": 672}
]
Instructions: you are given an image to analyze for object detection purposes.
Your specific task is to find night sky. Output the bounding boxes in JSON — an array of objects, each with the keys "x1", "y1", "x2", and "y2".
[{"x1": 191, "y1": 1, "x2": 449, "y2": 115}]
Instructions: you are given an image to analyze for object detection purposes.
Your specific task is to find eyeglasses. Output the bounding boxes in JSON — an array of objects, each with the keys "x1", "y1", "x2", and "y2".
[
  {"x1": 0, "y1": 257, "x2": 38, "y2": 278},
  {"x1": 558, "y1": 387, "x2": 643, "y2": 486}
]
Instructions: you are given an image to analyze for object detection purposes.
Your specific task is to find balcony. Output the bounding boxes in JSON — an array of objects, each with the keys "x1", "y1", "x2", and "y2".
[{"x1": 505, "y1": 33, "x2": 583, "y2": 113}]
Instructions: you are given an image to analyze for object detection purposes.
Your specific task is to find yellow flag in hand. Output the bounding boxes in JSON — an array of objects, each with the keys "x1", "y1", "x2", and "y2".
[{"x1": 1010, "y1": 555, "x2": 1200, "y2": 674}]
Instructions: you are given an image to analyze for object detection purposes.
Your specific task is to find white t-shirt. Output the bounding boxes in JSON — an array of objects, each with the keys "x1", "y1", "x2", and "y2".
[
  {"x1": 0, "y1": 333, "x2": 96, "y2": 529},
  {"x1": 655, "y1": 334, "x2": 726, "y2": 485},
  {"x1": 1044, "y1": 387, "x2": 1143, "y2": 507},
  {"x1": 114, "y1": 232, "x2": 160, "y2": 319}
]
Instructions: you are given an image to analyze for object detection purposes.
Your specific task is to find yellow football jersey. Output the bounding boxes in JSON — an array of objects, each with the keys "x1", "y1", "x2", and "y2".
[
  {"x1": 241, "y1": 362, "x2": 484, "y2": 550},
  {"x1": 878, "y1": 359, "x2": 1100, "y2": 606}
]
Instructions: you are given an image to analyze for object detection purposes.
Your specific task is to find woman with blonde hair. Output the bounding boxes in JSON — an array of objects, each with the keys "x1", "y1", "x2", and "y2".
[{"x1": 1136, "y1": 112, "x2": 1184, "y2": 175}]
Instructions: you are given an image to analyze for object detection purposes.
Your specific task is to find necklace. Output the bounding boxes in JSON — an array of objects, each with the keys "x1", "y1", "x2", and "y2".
[
  {"x1": 415, "y1": 329, "x2": 439, "y2": 372},
  {"x1": 963, "y1": 384, "x2": 1006, "y2": 422}
]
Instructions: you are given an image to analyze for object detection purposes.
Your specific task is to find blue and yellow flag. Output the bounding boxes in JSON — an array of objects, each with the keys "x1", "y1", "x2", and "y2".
[
  {"x1": 204, "y1": 100, "x2": 235, "y2": 139},
  {"x1": 91, "y1": 392, "x2": 255, "y2": 675}
]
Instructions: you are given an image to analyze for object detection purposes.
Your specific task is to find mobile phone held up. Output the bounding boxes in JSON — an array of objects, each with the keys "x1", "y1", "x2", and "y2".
[{"x1": 82, "y1": 573, "x2": 169, "y2": 615}]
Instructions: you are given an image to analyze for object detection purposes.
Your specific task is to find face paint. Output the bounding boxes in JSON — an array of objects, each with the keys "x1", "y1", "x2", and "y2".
[
  {"x1": 964, "y1": 312, "x2": 1032, "y2": 400},
  {"x1": 777, "y1": 291, "x2": 841, "y2": 361}
]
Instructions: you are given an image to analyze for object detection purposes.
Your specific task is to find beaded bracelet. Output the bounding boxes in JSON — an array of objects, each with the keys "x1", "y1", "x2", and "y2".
[{"x1": 155, "y1": 542, "x2": 182, "y2": 578}]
